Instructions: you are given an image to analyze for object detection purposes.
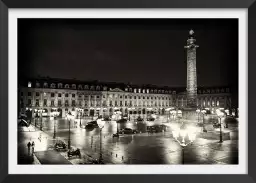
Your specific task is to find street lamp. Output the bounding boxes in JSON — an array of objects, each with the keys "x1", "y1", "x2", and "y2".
[
  {"x1": 76, "y1": 108, "x2": 83, "y2": 128},
  {"x1": 196, "y1": 109, "x2": 200, "y2": 124},
  {"x1": 172, "y1": 124, "x2": 197, "y2": 164},
  {"x1": 170, "y1": 110, "x2": 176, "y2": 122},
  {"x1": 177, "y1": 110, "x2": 182, "y2": 124},
  {"x1": 128, "y1": 108, "x2": 131, "y2": 121},
  {"x1": 34, "y1": 109, "x2": 38, "y2": 127},
  {"x1": 224, "y1": 109, "x2": 229, "y2": 128},
  {"x1": 201, "y1": 109, "x2": 207, "y2": 132},
  {"x1": 97, "y1": 119, "x2": 105, "y2": 163},
  {"x1": 37, "y1": 109, "x2": 45, "y2": 131},
  {"x1": 51, "y1": 109, "x2": 59, "y2": 139},
  {"x1": 216, "y1": 109, "x2": 225, "y2": 143},
  {"x1": 66, "y1": 114, "x2": 75, "y2": 149}
]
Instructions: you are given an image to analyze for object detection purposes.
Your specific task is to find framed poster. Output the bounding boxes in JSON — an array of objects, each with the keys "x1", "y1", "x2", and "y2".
[{"x1": 0, "y1": 0, "x2": 254, "y2": 183}]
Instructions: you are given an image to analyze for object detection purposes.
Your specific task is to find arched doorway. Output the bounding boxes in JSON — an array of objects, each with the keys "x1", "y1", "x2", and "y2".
[
  {"x1": 162, "y1": 108, "x2": 165, "y2": 115},
  {"x1": 109, "y1": 108, "x2": 113, "y2": 115},
  {"x1": 89, "y1": 109, "x2": 95, "y2": 116},
  {"x1": 57, "y1": 108, "x2": 62, "y2": 117},
  {"x1": 142, "y1": 108, "x2": 146, "y2": 114}
]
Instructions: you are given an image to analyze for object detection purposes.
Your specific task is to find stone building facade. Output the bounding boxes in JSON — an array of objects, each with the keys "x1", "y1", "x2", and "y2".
[{"x1": 18, "y1": 78, "x2": 233, "y2": 118}]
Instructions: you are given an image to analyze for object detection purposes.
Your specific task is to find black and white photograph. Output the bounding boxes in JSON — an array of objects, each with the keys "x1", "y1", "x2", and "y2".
[{"x1": 17, "y1": 18, "x2": 239, "y2": 166}]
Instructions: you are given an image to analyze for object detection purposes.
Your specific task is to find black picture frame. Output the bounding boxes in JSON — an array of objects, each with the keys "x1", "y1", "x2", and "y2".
[{"x1": 0, "y1": 0, "x2": 254, "y2": 183}]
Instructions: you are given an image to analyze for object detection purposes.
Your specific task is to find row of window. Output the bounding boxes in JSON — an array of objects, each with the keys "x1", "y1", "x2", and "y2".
[
  {"x1": 24, "y1": 99, "x2": 171, "y2": 107},
  {"x1": 28, "y1": 82, "x2": 175, "y2": 94},
  {"x1": 22, "y1": 92, "x2": 171, "y2": 100}
]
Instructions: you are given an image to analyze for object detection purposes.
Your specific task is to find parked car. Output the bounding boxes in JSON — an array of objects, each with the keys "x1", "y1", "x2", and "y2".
[
  {"x1": 112, "y1": 133, "x2": 119, "y2": 138},
  {"x1": 147, "y1": 125, "x2": 167, "y2": 133},
  {"x1": 104, "y1": 116, "x2": 111, "y2": 121},
  {"x1": 119, "y1": 128, "x2": 138, "y2": 134},
  {"x1": 147, "y1": 117, "x2": 155, "y2": 121},
  {"x1": 137, "y1": 116, "x2": 144, "y2": 121},
  {"x1": 67, "y1": 148, "x2": 81, "y2": 158},
  {"x1": 85, "y1": 121, "x2": 99, "y2": 128},
  {"x1": 54, "y1": 141, "x2": 67, "y2": 151},
  {"x1": 117, "y1": 118, "x2": 127, "y2": 123}
]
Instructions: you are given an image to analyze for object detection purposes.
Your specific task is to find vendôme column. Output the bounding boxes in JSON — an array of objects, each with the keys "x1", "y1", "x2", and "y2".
[{"x1": 184, "y1": 29, "x2": 199, "y2": 108}]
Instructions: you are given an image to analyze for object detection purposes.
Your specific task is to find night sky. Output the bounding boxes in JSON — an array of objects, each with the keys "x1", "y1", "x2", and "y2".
[{"x1": 18, "y1": 19, "x2": 238, "y2": 89}]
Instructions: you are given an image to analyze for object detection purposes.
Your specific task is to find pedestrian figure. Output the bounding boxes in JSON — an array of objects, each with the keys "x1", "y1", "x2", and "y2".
[
  {"x1": 38, "y1": 133, "x2": 42, "y2": 142},
  {"x1": 27, "y1": 141, "x2": 31, "y2": 155},
  {"x1": 31, "y1": 141, "x2": 35, "y2": 155}
]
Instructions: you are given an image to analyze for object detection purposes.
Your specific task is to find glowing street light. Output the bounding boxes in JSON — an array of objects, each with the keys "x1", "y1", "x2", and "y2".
[
  {"x1": 201, "y1": 109, "x2": 207, "y2": 132},
  {"x1": 66, "y1": 113, "x2": 75, "y2": 149},
  {"x1": 177, "y1": 110, "x2": 182, "y2": 124},
  {"x1": 196, "y1": 109, "x2": 200, "y2": 123},
  {"x1": 76, "y1": 108, "x2": 83, "y2": 127},
  {"x1": 216, "y1": 109, "x2": 225, "y2": 143},
  {"x1": 170, "y1": 110, "x2": 176, "y2": 122},
  {"x1": 172, "y1": 124, "x2": 198, "y2": 164},
  {"x1": 97, "y1": 119, "x2": 105, "y2": 163},
  {"x1": 37, "y1": 109, "x2": 45, "y2": 131},
  {"x1": 51, "y1": 108, "x2": 59, "y2": 139},
  {"x1": 224, "y1": 109, "x2": 229, "y2": 128}
]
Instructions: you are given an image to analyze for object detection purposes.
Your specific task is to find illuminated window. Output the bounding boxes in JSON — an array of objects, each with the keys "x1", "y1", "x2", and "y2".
[
  {"x1": 28, "y1": 82, "x2": 32, "y2": 88},
  {"x1": 78, "y1": 85, "x2": 83, "y2": 90},
  {"x1": 50, "y1": 83, "x2": 56, "y2": 88},
  {"x1": 44, "y1": 82, "x2": 48, "y2": 88},
  {"x1": 134, "y1": 89, "x2": 137, "y2": 93}
]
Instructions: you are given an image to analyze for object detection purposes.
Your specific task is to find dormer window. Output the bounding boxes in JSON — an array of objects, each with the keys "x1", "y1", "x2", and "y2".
[
  {"x1": 43, "y1": 82, "x2": 48, "y2": 88},
  {"x1": 78, "y1": 85, "x2": 83, "y2": 90},
  {"x1": 50, "y1": 83, "x2": 56, "y2": 88},
  {"x1": 125, "y1": 88, "x2": 128, "y2": 91},
  {"x1": 72, "y1": 84, "x2": 76, "y2": 89},
  {"x1": 142, "y1": 89, "x2": 145, "y2": 93},
  {"x1": 138, "y1": 89, "x2": 141, "y2": 93},
  {"x1": 84, "y1": 85, "x2": 89, "y2": 90},
  {"x1": 134, "y1": 89, "x2": 137, "y2": 93},
  {"x1": 154, "y1": 89, "x2": 157, "y2": 93},
  {"x1": 90, "y1": 85, "x2": 95, "y2": 90},
  {"x1": 103, "y1": 86, "x2": 107, "y2": 91},
  {"x1": 28, "y1": 82, "x2": 32, "y2": 88},
  {"x1": 129, "y1": 88, "x2": 132, "y2": 92},
  {"x1": 58, "y1": 83, "x2": 63, "y2": 88},
  {"x1": 36, "y1": 82, "x2": 40, "y2": 88},
  {"x1": 65, "y1": 84, "x2": 69, "y2": 89},
  {"x1": 147, "y1": 89, "x2": 149, "y2": 93},
  {"x1": 96, "y1": 86, "x2": 100, "y2": 90}
]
